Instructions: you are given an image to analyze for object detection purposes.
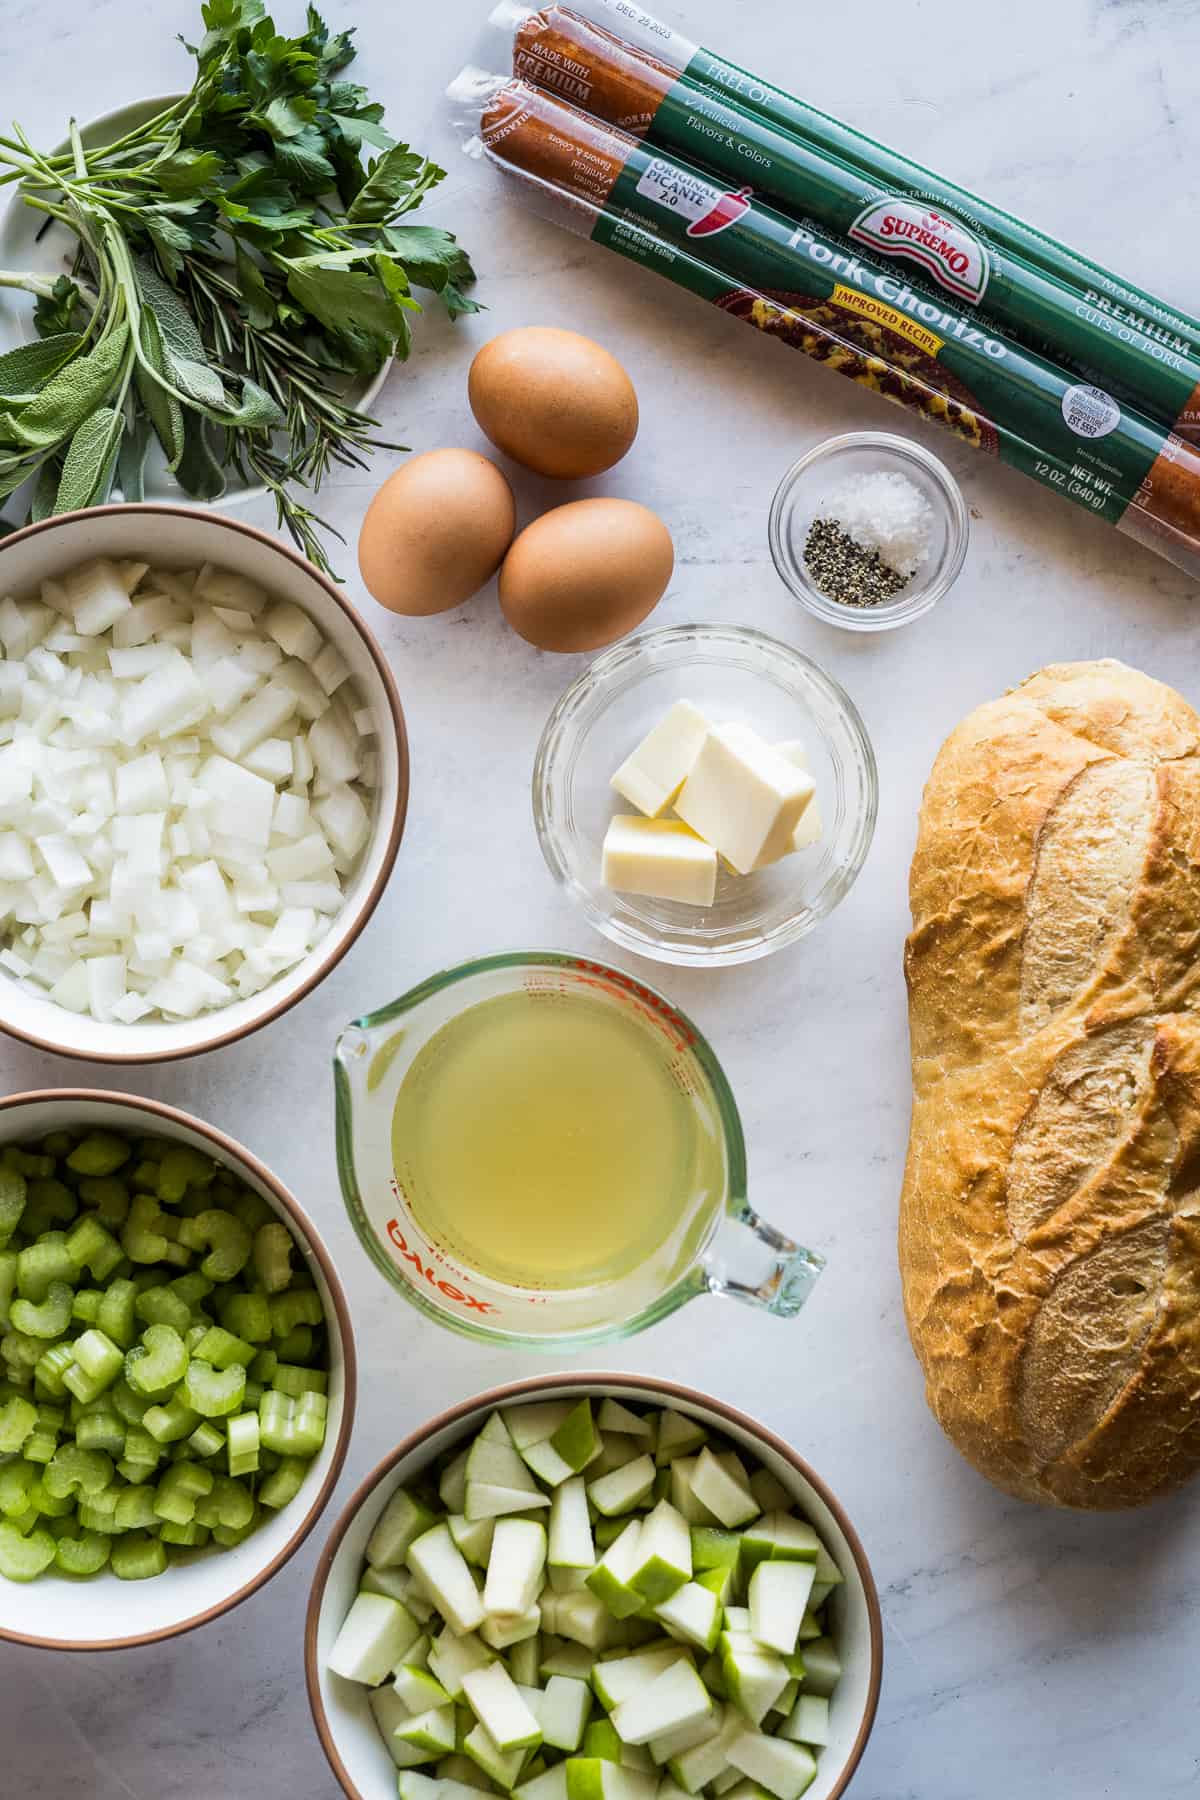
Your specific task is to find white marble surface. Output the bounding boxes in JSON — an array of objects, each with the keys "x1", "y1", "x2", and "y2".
[{"x1": 2, "y1": 0, "x2": 1200, "y2": 1792}]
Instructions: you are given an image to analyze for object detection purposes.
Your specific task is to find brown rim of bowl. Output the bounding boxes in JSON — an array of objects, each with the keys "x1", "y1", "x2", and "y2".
[
  {"x1": 305, "y1": 1372, "x2": 884, "y2": 1800},
  {"x1": 0, "y1": 1086, "x2": 358, "y2": 1653},
  {"x1": 0, "y1": 503, "x2": 409, "y2": 1065}
]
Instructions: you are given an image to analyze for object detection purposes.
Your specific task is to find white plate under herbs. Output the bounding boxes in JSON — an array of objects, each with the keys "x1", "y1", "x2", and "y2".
[{"x1": 0, "y1": 95, "x2": 392, "y2": 513}]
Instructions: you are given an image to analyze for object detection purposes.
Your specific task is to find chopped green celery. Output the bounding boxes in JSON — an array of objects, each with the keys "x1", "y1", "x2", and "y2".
[
  {"x1": 78, "y1": 1176, "x2": 131, "y2": 1229},
  {"x1": 1, "y1": 1329, "x2": 44, "y2": 1370},
  {"x1": 185, "y1": 1325, "x2": 208, "y2": 1355},
  {"x1": 156, "y1": 1145, "x2": 215, "y2": 1205},
  {"x1": 98, "y1": 1279, "x2": 138, "y2": 1349},
  {"x1": 0, "y1": 1519, "x2": 55, "y2": 1580},
  {"x1": 231, "y1": 1188, "x2": 275, "y2": 1233},
  {"x1": 135, "y1": 1284, "x2": 193, "y2": 1333},
  {"x1": 72, "y1": 1289, "x2": 104, "y2": 1325},
  {"x1": 0, "y1": 1250, "x2": 16, "y2": 1326},
  {"x1": 212, "y1": 1507, "x2": 259, "y2": 1548},
  {"x1": 273, "y1": 1325, "x2": 316, "y2": 1363},
  {"x1": 63, "y1": 1329, "x2": 124, "y2": 1403},
  {"x1": 193, "y1": 1326, "x2": 255, "y2": 1370},
  {"x1": 77, "y1": 1495, "x2": 121, "y2": 1533},
  {"x1": 0, "y1": 1393, "x2": 37, "y2": 1452},
  {"x1": 272, "y1": 1364, "x2": 327, "y2": 1398},
  {"x1": 259, "y1": 1455, "x2": 308, "y2": 1509},
  {"x1": 252, "y1": 1222, "x2": 294, "y2": 1293},
  {"x1": 187, "y1": 1421, "x2": 225, "y2": 1459},
  {"x1": 243, "y1": 1379, "x2": 265, "y2": 1408},
  {"x1": 143, "y1": 1397, "x2": 201, "y2": 1444},
  {"x1": 10, "y1": 1281, "x2": 74, "y2": 1340},
  {"x1": 193, "y1": 1474, "x2": 254, "y2": 1530},
  {"x1": 181, "y1": 1360, "x2": 246, "y2": 1419},
  {"x1": 120, "y1": 1194, "x2": 176, "y2": 1265},
  {"x1": 125, "y1": 1323, "x2": 188, "y2": 1397},
  {"x1": 0, "y1": 1171, "x2": 27, "y2": 1249},
  {"x1": 54, "y1": 1530, "x2": 111, "y2": 1576},
  {"x1": 111, "y1": 1532, "x2": 168, "y2": 1580},
  {"x1": 20, "y1": 1179, "x2": 77, "y2": 1235},
  {"x1": 16, "y1": 1234, "x2": 75, "y2": 1303},
  {"x1": 66, "y1": 1133, "x2": 131, "y2": 1179},
  {"x1": 44, "y1": 1444, "x2": 113, "y2": 1499},
  {"x1": 259, "y1": 1389, "x2": 327, "y2": 1457},
  {"x1": 117, "y1": 1424, "x2": 162, "y2": 1481},
  {"x1": 22, "y1": 1404, "x2": 64, "y2": 1464},
  {"x1": 27, "y1": 1475, "x2": 75, "y2": 1518},
  {"x1": 169, "y1": 1271, "x2": 214, "y2": 1311},
  {"x1": 158, "y1": 1519, "x2": 210, "y2": 1548},
  {"x1": 177, "y1": 1210, "x2": 252, "y2": 1282},
  {"x1": 75, "y1": 1408, "x2": 125, "y2": 1456},
  {"x1": 154, "y1": 1461, "x2": 214, "y2": 1525},
  {"x1": 110, "y1": 1376, "x2": 152, "y2": 1425},
  {"x1": 221, "y1": 1292, "x2": 271, "y2": 1343},
  {"x1": 269, "y1": 1290, "x2": 323, "y2": 1337},
  {"x1": 0, "y1": 1459, "x2": 36, "y2": 1518},
  {"x1": 114, "y1": 1484, "x2": 160, "y2": 1530},
  {"x1": 249, "y1": 1348, "x2": 278, "y2": 1384},
  {"x1": 130, "y1": 1158, "x2": 159, "y2": 1193},
  {"x1": 65, "y1": 1215, "x2": 123, "y2": 1282},
  {"x1": 227, "y1": 1412, "x2": 260, "y2": 1476}
]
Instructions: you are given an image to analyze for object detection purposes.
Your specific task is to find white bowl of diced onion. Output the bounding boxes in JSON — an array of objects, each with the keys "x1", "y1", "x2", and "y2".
[
  {"x1": 0, "y1": 1088, "x2": 356, "y2": 1651},
  {"x1": 0, "y1": 505, "x2": 407, "y2": 1061},
  {"x1": 305, "y1": 1375, "x2": 882, "y2": 1800}
]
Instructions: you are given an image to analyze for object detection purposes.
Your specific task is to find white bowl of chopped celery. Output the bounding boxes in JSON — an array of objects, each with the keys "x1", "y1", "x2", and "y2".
[
  {"x1": 0, "y1": 1088, "x2": 355, "y2": 1649},
  {"x1": 0, "y1": 502, "x2": 408, "y2": 1063},
  {"x1": 306, "y1": 1377, "x2": 881, "y2": 1800}
]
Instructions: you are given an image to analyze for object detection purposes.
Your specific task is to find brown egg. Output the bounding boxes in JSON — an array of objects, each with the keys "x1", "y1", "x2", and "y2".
[
  {"x1": 357, "y1": 449, "x2": 516, "y2": 616},
  {"x1": 468, "y1": 327, "x2": 639, "y2": 479},
  {"x1": 499, "y1": 498, "x2": 674, "y2": 653}
]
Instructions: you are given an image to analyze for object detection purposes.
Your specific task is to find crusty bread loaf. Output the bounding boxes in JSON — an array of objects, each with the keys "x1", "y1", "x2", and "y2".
[{"x1": 900, "y1": 659, "x2": 1200, "y2": 1509}]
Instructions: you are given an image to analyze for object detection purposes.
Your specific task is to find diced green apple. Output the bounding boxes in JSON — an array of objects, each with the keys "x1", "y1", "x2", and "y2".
[
  {"x1": 467, "y1": 1437, "x2": 540, "y2": 1493},
  {"x1": 779, "y1": 1694, "x2": 829, "y2": 1748},
  {"x1": 440, "y1": 1449, "x2": 470, "y2": 1514},
  {"x1": 670, "y1": 1460, "x2": 720, "y2": 1526},
  {"x1": 550, "y1": 1475, "x2": 595, "y2": 1570},
  {"x1": 551, "y1": 1401, "x2": 599, "y2": 1473},
  {"x1": 769, "y1": 1681, "x2": 799, "y2": 1717},
  {"x1": 585, "y1": 1719, "x2": 624, "y2": 1761},
  {"x1": 503, "y1": 1402, "x2": 575, "y2": 1450},
  {"x1": 480, "y1": 1412, "x2": 513, "y2": 1445},
  {"x1": 516, "y1": 1768, "x2": 571, "y2": 1800},
  {"x1": 467, "y1": 1483, "x2": 552, "y2": 1522},
  {"x1": 796, "y1": 1637, "x2": 840, "y2": 1698},
  {"x1": 720, "y1": 1641, "x2": 790, "y2": 1726},
  {"x1": 592, "y1": 1644, "x2": 691, "y2": 1710},
  {"x1": 587, "y1": 1518, "x2": 645, "y2": 1620},
  {"x1": 361, "y1": 1565, "x2": 435, "y2": 1620},
  {"x1": 691, "y1": 1526, "x2": 741, "y2": 1573},
  {"x1": 598, "y1": 1400, "x2": 652, "y2": 1439},
  {"x1": 369, "y1": 1687, "x2": 428, "y2": 1769},
  {"x1": 328, "y1": 1591, "x2": 421, "y2": 1685},
  {"x1": 667, "y1": 1709, "x2": 742, "y2": 1793},
  {"x1": 590, "y1": 1456, "x2": 656, "y2": 1518},
  {"x1": 394, "y1": 1664, "x2": 452, "y2": 1712},
  {"x1": 396, "y1": 1706, "x2": 457, "y2": 1758},
  {"x1": 611, "y1": 1660, "x2": 714, "y2": 1747},
  {"x1": 649, "y1": 1702, "x2": 724, "y2": 1764},
  {"x1": 462, "y1": 1661, "x2": 544, "y2": 1752},
  {"x1": 565, "y1": 1758, "x2": 659, "y2": 1800},
  {"x1": 541, "y1": 1639, "x2": 599, "y2": 1680},
  {"x1": 654, "y1": 1580, "x2": 722, "y2": 1652},
  {"x1": 725, "y1": 1727, "x2": 817, "y2": 1800},
  {"x1": 428, "y1": 1628, "x2": 495, "y2": 1699},
  {"x1": 628, "y1": 1501, "x2": 692, "y2": 1605},
  {"x1": 589, "y1": 1435, "x2": 647, "y2": 1478},
  {"x1": 523, "y1": 1438, "x2": 579, "y2": 1487},
  {"x1": 408, "y1": 1523, "x2": 485, "y2": 1635},
  {"x1": 396, "y1": 1773, "x2": 443, "y2": 1800},
  {"x1": 509, "y1": 1635, "x2": 543, "y2": 1687},
  {"x1": 658, "y1": 1780, "x2": 693, "y2": 1800},
  {"x1": 440, "y1": 1754, "x2": 495, "y2": 1789},
  {"x1": 553, "y1": 1587, "x2": 626, "y2": 1650},
  {"x1": 450, "y1": 1512, "x2": 497, "y2": 1567},
  {"x1": 485, "y1": 1518, "x2": 548, "y2": 1619},
  {"x1": 481, "y1": 1604, "x2": 543, "y2": 1650},
  {"x1": 655, "y1": 1412, "x2": 707, "y2": 1467},
  {"x1": 688, "y1": 1451, "x2": 759, "y2": 1530},
  {"x1": 464, "y1": 1720, "x2": 528, "y2": 1789},
  {"x1": 748, "y1": 1561, "x2": 816, "y2": 1656},
  {"x1": 366, "y1": 1487, "x2": 440, "y2": 1570},
  {"x1": 747, "y1": 1470, "x2": 791, "y2": 1515},
  {"x1": 528, "y1": 1673, "x2": 592, "y2": 1750}
]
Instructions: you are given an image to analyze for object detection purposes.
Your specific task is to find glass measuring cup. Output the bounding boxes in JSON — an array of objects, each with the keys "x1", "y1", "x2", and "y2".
[{"x1": 334, "y1": 951, "x2": 824, "y2": 1349}]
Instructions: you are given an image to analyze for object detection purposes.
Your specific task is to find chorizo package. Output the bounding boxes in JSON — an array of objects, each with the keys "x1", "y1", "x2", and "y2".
[
  {"x1": 493, "y1": 2, "x2": 1200, "y2": 444},
  {"x1": 449, "y1": 69, "x2": 1200, "y2": 579}
]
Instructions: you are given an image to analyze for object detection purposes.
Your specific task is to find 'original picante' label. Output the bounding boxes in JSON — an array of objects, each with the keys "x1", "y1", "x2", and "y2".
[
  {"x1": 849, "y1": 198, "x2": 991, "y2": 305},
  {"x1": 635, "y1": 157, "x2": 752, "y2": 238}
]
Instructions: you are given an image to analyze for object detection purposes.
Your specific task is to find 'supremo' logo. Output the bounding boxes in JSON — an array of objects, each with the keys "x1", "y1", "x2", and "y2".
[{"x1": 849, "y1": 198, "x2": 990, "y2": 305}]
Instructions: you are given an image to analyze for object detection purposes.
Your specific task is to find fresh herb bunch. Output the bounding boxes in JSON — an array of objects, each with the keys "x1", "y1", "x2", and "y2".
[{"x1": 0, "y1": 0, "x2": 478, "y2": 571}]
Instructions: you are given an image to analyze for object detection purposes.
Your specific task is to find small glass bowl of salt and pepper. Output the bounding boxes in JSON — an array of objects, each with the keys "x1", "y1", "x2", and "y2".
[{"x1": 768, "y1": 430, "x2": 969, "y2": 631}]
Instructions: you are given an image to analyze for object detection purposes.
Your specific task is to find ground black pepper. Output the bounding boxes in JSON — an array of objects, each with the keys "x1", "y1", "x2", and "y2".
[{"x1": 802, "y1": 517, "x2": 910, "y2": 606}]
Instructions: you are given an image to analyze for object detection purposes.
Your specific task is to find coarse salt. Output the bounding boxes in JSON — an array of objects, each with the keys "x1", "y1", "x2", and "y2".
[{"x1": 817, "y1": 470, "x2": 934, "y2": 578}]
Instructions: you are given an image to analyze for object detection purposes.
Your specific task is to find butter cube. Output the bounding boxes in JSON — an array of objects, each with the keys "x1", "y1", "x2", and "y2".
[
  {"x1": 675, "y1": 724, "x2": 815, "y2": 875},
  {"x1": 752, "y1": 738, "x2": 821, "y2": 863},
  {"x1": 602, "y1": 815, "x2": 718, "y2": 907},
  {"x1": 611, "y1": 701, "x2": 711, "y2": 817}
]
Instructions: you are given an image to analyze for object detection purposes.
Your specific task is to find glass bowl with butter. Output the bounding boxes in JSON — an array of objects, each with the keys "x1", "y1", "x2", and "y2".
[{"x1": 532, "y1": 623, "x2": 878, "y2": 967}]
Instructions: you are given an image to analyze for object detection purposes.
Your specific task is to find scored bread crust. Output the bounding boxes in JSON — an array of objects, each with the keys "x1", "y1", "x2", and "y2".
[{"x1": 901, "y1": 659, "x2": 1200, "y2": 1509}]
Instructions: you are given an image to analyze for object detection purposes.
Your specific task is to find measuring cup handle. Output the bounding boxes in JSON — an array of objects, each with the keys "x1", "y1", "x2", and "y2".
[{"x1": 700, "y1": 1209, "x2": 824, "y2": 1318}]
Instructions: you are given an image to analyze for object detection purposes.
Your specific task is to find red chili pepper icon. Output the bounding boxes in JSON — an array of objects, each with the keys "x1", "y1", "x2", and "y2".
[{"x1": 687, "y1": 186, "x2": 753, "y2": 238}]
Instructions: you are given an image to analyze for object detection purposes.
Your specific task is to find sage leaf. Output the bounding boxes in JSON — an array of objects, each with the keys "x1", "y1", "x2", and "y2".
[
  {"x1": 53, "y1": 406, "x2": 123, "y2": 513},
  {"x1": 118, "y1": 411, "x2": 153, "y2": 502},
  {"x1": 0, "y1": 455, "x2": 44, "y2": 502},
  {"x1": 135, "y1": 308, "x2": 185, "y2": 470},
  {"x1": 29, "y1": 456, "x2": 61, "y2": 521},
  {"x1": 176, "y1": 414, "x2": 226, "y2": 502},
  {"x1": 133, "y1": 259, "x2": 207, "y2": 364},
  {"x1": 219, "y1": 377, "x2": 282, "y2": 431},
  {"x1": 0, "y1": 333, "x2": 83, "y2": 403},
  {"x1": 6, "y1": 323, "x2": 129, "y2": 451},
  {"x1": 165, "y1": 348, "x2": 230, "y2": 412}
]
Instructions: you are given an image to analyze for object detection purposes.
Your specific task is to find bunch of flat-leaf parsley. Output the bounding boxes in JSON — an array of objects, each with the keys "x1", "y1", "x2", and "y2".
[{"x1": 0, "y1": 0, "x2": 478, "y2": 571}]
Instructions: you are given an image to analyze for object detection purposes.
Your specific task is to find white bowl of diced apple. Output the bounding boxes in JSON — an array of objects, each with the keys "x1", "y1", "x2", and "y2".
[
  {"x1": 0, "y1": 504, "x2": 408, "y2": 1062},
  {"x1": 306, "y1": 1375, "x2": 882, "y2": 1800}
]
